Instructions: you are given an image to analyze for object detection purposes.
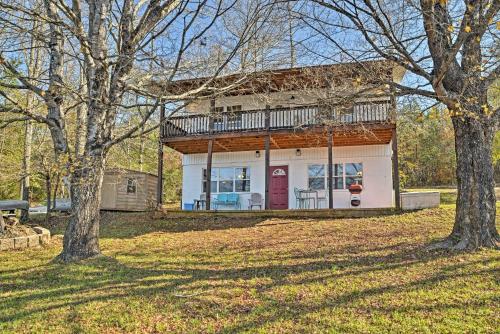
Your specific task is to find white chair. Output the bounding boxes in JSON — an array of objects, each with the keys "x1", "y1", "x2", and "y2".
[{"x1": 248, "y1": 193, "x2": 263, "y2": 210}]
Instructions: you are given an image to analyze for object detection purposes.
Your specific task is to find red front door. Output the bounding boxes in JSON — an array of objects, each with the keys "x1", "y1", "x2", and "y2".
[{"x1": 269, "y1": 166, "x2": 289, "y2": 210}]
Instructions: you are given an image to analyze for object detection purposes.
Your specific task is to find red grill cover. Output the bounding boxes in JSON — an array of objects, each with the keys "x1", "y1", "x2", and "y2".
[{"x1": 348, "y1": 184, "x2": 363, "y2": 194}]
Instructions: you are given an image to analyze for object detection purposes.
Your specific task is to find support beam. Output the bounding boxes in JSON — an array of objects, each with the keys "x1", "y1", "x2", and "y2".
[
  {"x1": 327, "y1": 128, "x2": 334, "y2": 209},
  {"x1": 392, "y1": 128, "x2": 401, "y2": 210},
  {"x1": 264, "y1": 135, "x2": 270, "y2": 210},
  {"x1": 206, "y1": 139, "x2": 214, "y2": 211},
  {"x1": 156, "y1": 103, "x2": 166, "y2": 208},
  {"x1": 206, "y1": 97, "x2": 216, "y2": 211},
  {"x1": 214, "y1": 140, "x2": 230, "y2": 151},
  {"x1": 264, "y1": 105, "x2": 271, "y2": 210}
]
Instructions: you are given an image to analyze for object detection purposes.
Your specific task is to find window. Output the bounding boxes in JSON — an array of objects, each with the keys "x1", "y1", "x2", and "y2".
[
  {"x1": 345, "y1": 163, "x2": 363, "y2": 187},
  {"x1": 227, "y1": 105, "x2": 242, "y2": 112},
  {"x1": 333, "y1": 163, "x2": 343, "y2": 189},
  {"x1": 307, "y1": 163, "x2": 362, "y2": 190},
  {"x1": 126, "y1": 178, "x2": 137, "y2": 194},
  {"x1": 203, "y1": 167, "x2": 251, "y2": 193},
  {"x1": 308, "y1": 165, "x2": 325, "y2": 190},
  {"x1": 235, "y1": 167, "x2": 251, "y2": 192},
  {"x1": 218, "y1": 167, "x2": 234, "y2": 192}
]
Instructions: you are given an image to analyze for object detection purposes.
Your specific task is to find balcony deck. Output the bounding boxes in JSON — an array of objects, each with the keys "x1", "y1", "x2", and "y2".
[{"x1": 161, "y1": 101, "x2": 395, "y2": 154}]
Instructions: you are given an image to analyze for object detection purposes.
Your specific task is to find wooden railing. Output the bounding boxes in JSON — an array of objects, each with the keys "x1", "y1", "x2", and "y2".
[{"x1": 161, "y1": 101, "x2": 393, "y2": 139}]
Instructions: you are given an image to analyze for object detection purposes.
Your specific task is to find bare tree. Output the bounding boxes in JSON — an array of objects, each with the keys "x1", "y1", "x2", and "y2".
[
  {"x1": 0, "y1": 0, "x2": 270, "y2": 262},
  {"x1": 297, "y1": 0, "x2": 499, "y2": 249}
]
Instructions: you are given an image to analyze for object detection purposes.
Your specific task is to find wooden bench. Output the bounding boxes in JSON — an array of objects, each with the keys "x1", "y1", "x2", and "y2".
[{"x1": 213, "y1": 193, "x2": 240, "y2": 210}]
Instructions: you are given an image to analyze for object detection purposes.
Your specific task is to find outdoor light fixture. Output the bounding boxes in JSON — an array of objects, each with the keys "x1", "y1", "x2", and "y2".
[
  {"x1": 255, "y1": 150, "x2": 261, "y2": 158},
  {"x1": 295, "y1": 149, "x2": 302, "y2": 156}
]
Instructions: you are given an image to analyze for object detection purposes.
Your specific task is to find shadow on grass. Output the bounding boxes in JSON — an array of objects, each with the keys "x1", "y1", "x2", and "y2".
[
  {"x1": 31, "y1": 212, "x2": 275, "y2": 238},
  {"x1": 1, "y1": 242, "x2": 497, "y2": 329}
]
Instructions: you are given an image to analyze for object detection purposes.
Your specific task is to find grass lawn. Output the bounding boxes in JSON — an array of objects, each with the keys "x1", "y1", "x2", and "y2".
[{"x1": 1, "y1": 205, "x2": 499, "y2": 333}]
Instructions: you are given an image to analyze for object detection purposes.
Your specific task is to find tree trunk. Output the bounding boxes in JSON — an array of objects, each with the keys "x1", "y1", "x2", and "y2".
[
  {"x1": 436, "y1": 115, "x2": 499, "y2": 250},
  {"x1": 20, "y1": 119, "x2": 33, "y2": 223},
  {"x1": 57, "y1": 154, "x2": 106, "y2": 262},
  {"x1": 45, "y1": 174, "x2": 51, "y2": 225}
]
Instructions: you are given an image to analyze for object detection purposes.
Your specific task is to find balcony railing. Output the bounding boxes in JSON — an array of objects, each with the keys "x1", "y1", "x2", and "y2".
[{"x1": 161, "y1": 101, "x2": 393, "y2": 139}]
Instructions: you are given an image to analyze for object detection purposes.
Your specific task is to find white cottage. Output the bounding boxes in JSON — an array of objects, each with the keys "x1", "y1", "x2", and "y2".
[{"x1": 156, "y1": 60, "x2": 405, "y2": 210}]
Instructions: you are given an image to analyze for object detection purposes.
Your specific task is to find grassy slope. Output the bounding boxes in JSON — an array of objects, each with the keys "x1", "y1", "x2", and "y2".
[{"x1": 0, "y1": 205, "x2": 498, "y2": 334}]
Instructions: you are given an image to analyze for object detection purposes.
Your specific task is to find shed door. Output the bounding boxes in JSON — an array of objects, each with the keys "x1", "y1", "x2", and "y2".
[
  {"x1": 101, "y1": 177, "x2": 117, "y2": 209},
  {"x1": 269, "y1": 166, "x2": 288, "y2": 210}
]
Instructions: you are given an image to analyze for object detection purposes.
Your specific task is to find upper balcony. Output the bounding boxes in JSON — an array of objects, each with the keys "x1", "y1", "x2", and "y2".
[{"x1": 161, "y1": 100, "x2": 394, "y2": 142}]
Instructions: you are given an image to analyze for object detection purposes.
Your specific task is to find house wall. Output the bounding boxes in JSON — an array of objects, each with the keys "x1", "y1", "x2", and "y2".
[
  {"x1": 184, "y1": 89, "x2": 390, "y2": 114},
  {"x1": 181, "y1": 144, "x2": 394, "y2": 209}
]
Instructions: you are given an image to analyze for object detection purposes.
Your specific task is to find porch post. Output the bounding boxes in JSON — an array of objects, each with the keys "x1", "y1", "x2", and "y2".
[
  {"x1": 327, "y1": 128, "x2": 334, "y2": 209},
  {"x1": 264, "y1": 105, "x2": 270, "y2": 210},
  {"x1": 206, "y1": 139, "x2": 214, "y2": 211},
  {"x1": 206, "y1": 98, "x2": 216, "y2": 211},
  {"x1": 392, "y1": 128, "x2": 401, "y2": 210},
  {"x1": 156, "y1": 103, "x2": 166, "y2": 208}
]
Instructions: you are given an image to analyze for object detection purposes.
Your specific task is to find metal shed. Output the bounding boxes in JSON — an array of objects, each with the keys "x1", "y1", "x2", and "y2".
[{"x1": 101, "y1": 168, "x2": 158, "y2": 211}]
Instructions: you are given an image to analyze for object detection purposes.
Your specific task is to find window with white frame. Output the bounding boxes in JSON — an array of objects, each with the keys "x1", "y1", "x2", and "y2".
[
  {"x1": 202, "y1": 167, "x2": 250, "y2": 193},
  {"x1": 308, "y1": 165, "x2": 325, "y2": 190},
  {"x1": 307, "y1": 163, "x2": 363, "y2": 190},
  {"x1": 345, "y1": 163, "x2": 363, "y2": 187},
  {"x1": 212, "y1": 105, "x2": 242, "y2": 130}
]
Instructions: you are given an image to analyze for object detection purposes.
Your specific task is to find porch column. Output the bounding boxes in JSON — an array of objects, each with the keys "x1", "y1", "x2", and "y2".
[
  {"x1": 206, "y1": 139, "x2": 214, "y2": 210},
  {"x1": 264, "y1": 135, "x2": 270, "y2": 210},
  {"x1": 264, "y1": 105, "x2": 270, "y2": 210},
  {"x1": 327, "y1": 128, "x2": 334, "y2": 209},
  {"x1": 392, "y1": 128, "x2": 401, "y2": 210},
  {"x1": 156, "y1": 103, "x2": 166, "y2": 208},
  {"x1": 206, "y1": 97, "x2": 216, "y2": 211}
]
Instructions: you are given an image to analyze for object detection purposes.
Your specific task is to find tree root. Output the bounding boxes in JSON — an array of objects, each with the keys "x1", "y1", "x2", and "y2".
[
  {"x1": 427, "y1": 235, "x2": 500, "y2": 252},
  {"x1": 52, "y1": 251, "x2": 103, "y2": 264}
]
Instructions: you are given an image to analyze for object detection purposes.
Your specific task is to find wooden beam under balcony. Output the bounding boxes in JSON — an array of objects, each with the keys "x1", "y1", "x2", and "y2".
[{"x1": 163, "y1": 126, "x2": 394, "y2": 154}]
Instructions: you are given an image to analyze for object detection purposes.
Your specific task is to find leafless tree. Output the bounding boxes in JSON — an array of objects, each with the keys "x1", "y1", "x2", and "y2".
[
  {"x1": 297, "y1": 0, "x2": 499, "y2": 250},
  {"x1": 0, "y1": 0, "x2": 272, "y2": 262}
]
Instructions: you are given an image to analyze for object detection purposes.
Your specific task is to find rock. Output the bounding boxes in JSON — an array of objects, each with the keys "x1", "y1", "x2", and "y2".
[
  {"x1": 27, "y1": 234, "x2": 40, "y2": 248},
  {"x1": 33, "y1": 226, "x2": 50, "y2": 235},
  {"x1": 40, "y1": 233, "x2": 50, "y2": 245},
  {"x1": 13, "y1": 237, "x2": 27, "y2": 249},
  {"x1": 0, "y1": 238, "x2": 14, "y2": 251}
]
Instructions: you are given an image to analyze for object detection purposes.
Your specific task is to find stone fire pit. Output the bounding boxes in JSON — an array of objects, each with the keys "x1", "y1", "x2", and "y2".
[{"x1": 0, "y1": 216, "x2": 51, "y2": 251}]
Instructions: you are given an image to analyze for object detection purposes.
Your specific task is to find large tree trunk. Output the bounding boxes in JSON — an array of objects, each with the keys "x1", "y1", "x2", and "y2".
[
  {"x1": 57, "y1": 154, "x2": 106, "y2": 262},
  {"x1": 438, "y1": 114, "x2": 499, "y2": 250}
]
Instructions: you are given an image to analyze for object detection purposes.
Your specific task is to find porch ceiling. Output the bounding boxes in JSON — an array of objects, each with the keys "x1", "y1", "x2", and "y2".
[{"x1": 164, "y1": 125, "x2": 394, "y2": 154}]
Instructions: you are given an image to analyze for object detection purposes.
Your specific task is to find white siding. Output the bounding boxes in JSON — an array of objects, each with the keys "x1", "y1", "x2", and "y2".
[
  {"x1": 184, "y1": 90, "x2": 390, "y2": 114},
  {"x1": 182, "y1": 144, "x2": 394, "y2": 209}
]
